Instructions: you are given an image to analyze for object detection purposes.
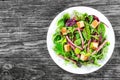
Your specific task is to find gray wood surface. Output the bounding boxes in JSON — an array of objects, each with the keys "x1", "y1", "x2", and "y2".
[{"x1": 0, "y1": 0, "x2": 119, "y2": 80}]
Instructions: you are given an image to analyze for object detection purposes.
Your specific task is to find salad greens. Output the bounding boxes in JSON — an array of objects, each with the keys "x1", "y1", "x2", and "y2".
[{"x1": 53, "y1": 10, "x2": 110, "y2": 67}]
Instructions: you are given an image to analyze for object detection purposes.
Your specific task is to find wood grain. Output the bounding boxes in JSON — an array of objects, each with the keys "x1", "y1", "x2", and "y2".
[{"x1": 0, "y1": 0, "x2": 119, "y2": 80}]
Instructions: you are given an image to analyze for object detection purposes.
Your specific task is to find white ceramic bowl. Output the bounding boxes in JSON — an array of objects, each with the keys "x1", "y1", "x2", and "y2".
[{"x1": 47, "y1": 6, "x2": 115, "y2": 74}]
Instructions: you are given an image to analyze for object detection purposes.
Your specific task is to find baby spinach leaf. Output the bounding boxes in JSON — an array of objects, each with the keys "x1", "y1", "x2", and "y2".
[
  {"x1": 74, "y1": 39, "x2": 81, "y2": 46},
  {"x1": 75, "y1": 32, "x2": 80, "y2": 39}
]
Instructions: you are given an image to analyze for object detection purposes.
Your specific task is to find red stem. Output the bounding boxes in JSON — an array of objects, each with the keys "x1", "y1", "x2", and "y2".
[
  {"x1": 66, "y1": 36, "x2": 83, "y2": 50},
  {"x1": 68, "y1": 42, "x2": 75, "y2": 50},
  {"x1": 58, "y1": 55, "x2": 77, "y2": 64},
  {"x1": 77, "y1": 28, "x2": 84, "y2": 48},
  {"x1": 92, "y1": 39, "x2": 108, "y2": 55}
]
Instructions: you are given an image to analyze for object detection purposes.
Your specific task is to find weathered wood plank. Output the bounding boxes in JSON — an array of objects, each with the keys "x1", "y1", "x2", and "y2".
[
  {"x1": 4, "y1": 0, "x2": 120, "y2": 6},
  {"x1": 0, "y1": 58, "x2": 119, "y2": 80}
]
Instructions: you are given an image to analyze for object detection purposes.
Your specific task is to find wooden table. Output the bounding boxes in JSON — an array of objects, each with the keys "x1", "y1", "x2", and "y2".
[{"x1": 0, "y1": 0, "x2": 119, "y2": 80}]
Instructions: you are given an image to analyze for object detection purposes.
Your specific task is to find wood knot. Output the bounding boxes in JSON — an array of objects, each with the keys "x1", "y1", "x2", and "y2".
[{"x1": 3, "y1": 64, "x2": 13, "y2": 70}]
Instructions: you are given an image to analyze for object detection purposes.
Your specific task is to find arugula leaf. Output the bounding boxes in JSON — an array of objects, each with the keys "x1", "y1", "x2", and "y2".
[
  {"x1": 71, "y1": 50, "x2": 79, "y2": 61},
  {"x1": 81, "y1": 13, "x2": 88, "y2": 21},
  {"x1": 97, "y1": 22, "x2": 106, "y2": 37},
  {"x1": 96, "y1": 53, "x2": 104, "y2": 59},
  {"x1": 73, "y1": 10, "x2": 80, "y2": 20},
  {"x1": 91, "y1": 35, "x2": 99, "y2": 40},
  {"x1": 100, "y1": 42, "x2": 110, "y2": 58},
  {"x1": 82, "y1": 29, "x2": 87, "y2": 40},
  {"x1": 94, "y1": 57, "x2": 101, "y2": 66},
  {"x1": 85, "y1": 24, "x2": 91, "y2": 39},
  {"x1": 90, "y1": 55, "x2": 101, "y2": 66}
]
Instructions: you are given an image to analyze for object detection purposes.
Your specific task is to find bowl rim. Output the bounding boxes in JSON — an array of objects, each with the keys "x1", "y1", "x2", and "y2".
[{"x1": 47, "y1": 6, "x2": 115, "y2": 74}]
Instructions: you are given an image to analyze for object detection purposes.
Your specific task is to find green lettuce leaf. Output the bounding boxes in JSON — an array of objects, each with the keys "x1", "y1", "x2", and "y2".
[
  {"x1": 73, "y1": 10, "x2": 88, "y2": 21},
  {"x1": 74, "y1": 39, "x2": 81, "y2": 46},
  {"x1": 97, "y1": 22, "x2": 106, "y2": 37},
  {"x1": 57, "y1": 13, "x2": 70, "y2": 28},
  {"x1": 82, "y1": 23, "x2": 91, "y2": 40}
]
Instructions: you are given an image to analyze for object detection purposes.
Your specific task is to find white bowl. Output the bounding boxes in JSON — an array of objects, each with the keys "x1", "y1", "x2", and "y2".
[{"x1": 47, "y1": 6, "x2": 115, "y2": 74}]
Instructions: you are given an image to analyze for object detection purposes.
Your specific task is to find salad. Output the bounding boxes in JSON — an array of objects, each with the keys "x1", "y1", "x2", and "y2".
[{"x1": 52, "y1": 11, "x2": 110, "y2": 66}]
